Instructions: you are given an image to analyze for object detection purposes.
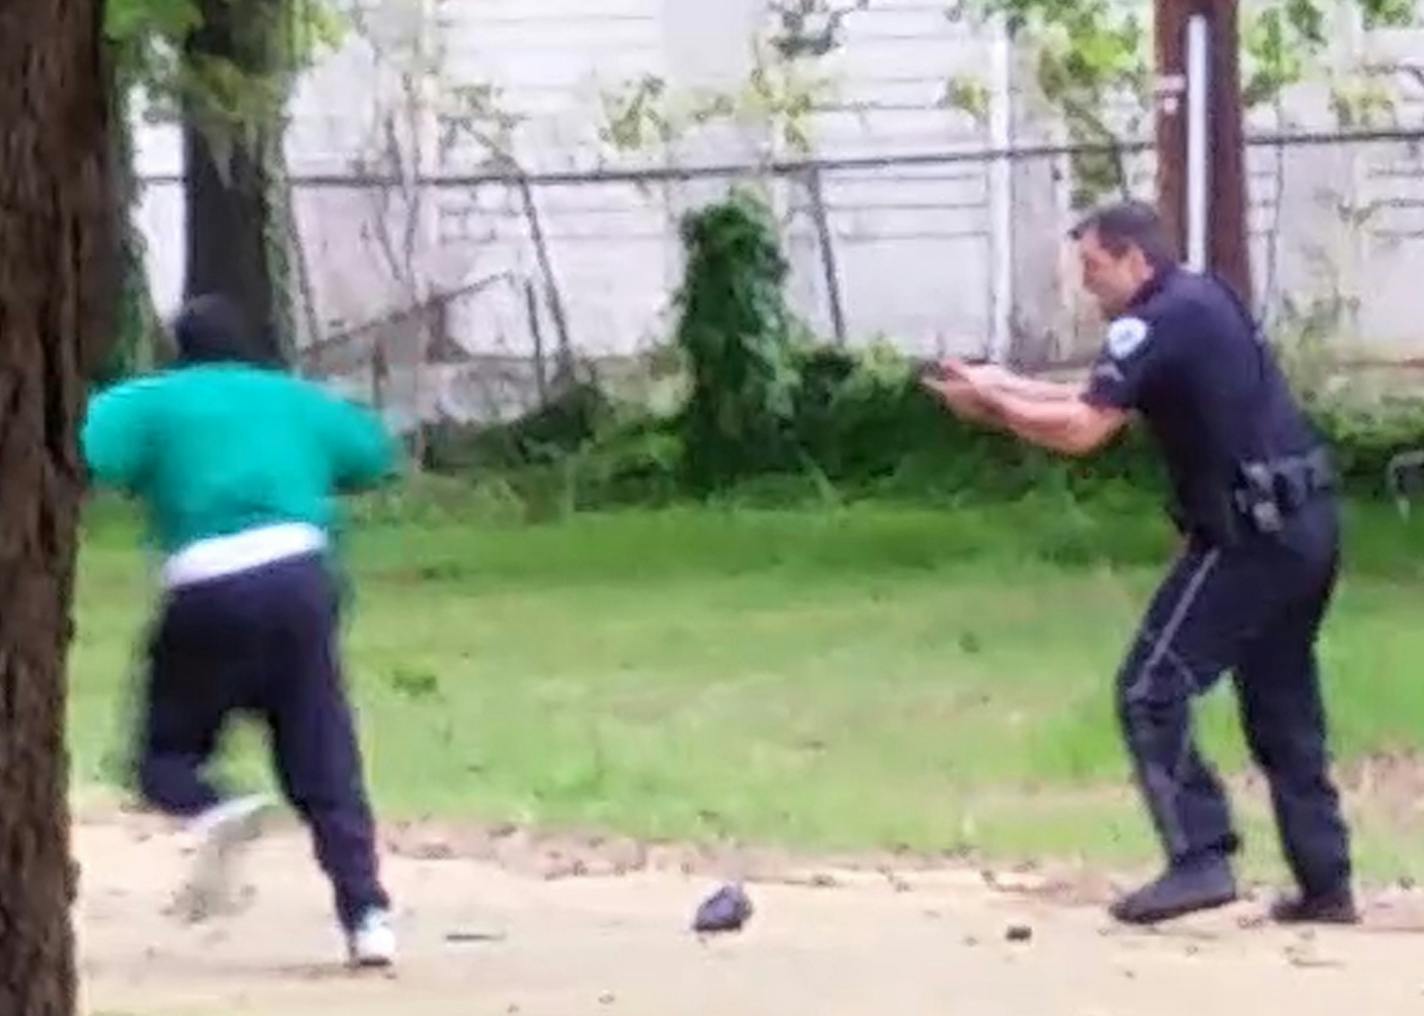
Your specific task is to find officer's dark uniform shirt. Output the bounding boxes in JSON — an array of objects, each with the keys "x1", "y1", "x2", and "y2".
[{"x1": 1082, "y1": 266, "x2": 1320, "y2": 540}]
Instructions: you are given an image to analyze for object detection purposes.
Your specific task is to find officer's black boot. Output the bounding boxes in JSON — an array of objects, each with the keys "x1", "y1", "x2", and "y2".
[
  {"x1": 1269, "y1": 887, "x2": 1359, "y2": 925},
  {"x1": 1109, "y1": 854, "x2": 1237, "y2": 925}
]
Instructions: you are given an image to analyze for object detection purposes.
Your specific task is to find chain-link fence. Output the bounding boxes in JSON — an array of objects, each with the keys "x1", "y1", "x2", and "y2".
[{"x1": 134, "y1": 124, "x2": 1424, "y2": 431}]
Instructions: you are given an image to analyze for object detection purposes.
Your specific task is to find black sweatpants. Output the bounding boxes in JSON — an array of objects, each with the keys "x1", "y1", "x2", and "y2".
[
  {"x1": 138, "y1": 553, "x2": 389, "y2": 930},
  {"x1": 1116, "y1": 499, "x2": 1352, "y2": 897}
]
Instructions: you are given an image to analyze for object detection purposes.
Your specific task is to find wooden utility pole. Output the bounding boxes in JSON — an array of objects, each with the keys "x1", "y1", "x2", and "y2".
[
  {"x1": 1154, "y1": 0, "x2": 1252, "y2": 306},
  {"x1": 1206, "y1": 0, "x2": 1252, "y2": 306},
  {"x1": 1155, "y1": 0, "x2": 1191, "y2": 265}
]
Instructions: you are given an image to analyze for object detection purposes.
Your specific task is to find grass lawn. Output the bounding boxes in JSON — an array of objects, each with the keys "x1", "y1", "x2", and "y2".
[{"x1": 68, "y1": 490, "x2": 1424, "y2": 883}]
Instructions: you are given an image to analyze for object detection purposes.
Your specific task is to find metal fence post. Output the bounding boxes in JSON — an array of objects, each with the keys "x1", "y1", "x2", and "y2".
[
  {"x1": 525, "y1": 277, "x2": 549, "y2": 404},
  {"x1": 805, "y1": 165, "x2": 848, "y2": 346}
]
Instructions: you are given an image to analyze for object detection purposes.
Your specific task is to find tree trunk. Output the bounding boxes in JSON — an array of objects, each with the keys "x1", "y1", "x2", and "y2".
[
  {"x1": 183, "y1": 0, "x2": 286, "y2": 365},
  {"x1": 0, "y1": 0, "x2": 116, "y2": 1012}
]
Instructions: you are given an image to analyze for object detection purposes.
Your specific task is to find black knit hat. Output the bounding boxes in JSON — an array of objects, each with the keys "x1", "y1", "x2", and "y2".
[{"x1": 173, "y1": 294, "x2": 271, "y2": 366}]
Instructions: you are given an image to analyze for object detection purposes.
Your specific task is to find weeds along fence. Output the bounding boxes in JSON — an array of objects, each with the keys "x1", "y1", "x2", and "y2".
[{"x1": 134, "y1": 125, "x2": 1424, "y2": 430}]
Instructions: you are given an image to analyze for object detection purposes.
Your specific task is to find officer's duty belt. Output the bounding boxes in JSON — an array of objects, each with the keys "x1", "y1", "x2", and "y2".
[{"x1": 1232, "y1": 447, "x2": 1335, "y2": 535}]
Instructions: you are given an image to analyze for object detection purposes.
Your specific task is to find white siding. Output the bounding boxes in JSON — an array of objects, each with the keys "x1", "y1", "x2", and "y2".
[{"x1": 131, "y1": 0, "x2": 1424, "y2": 424}]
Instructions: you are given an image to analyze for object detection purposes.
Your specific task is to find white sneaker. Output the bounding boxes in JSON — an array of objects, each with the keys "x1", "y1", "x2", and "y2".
[
  {"x1": 172, "y1": 794, "x2": 275, "y2": 923},
  {"x1": 347, "y1": 908, "x2": 397, "y2": 968}
]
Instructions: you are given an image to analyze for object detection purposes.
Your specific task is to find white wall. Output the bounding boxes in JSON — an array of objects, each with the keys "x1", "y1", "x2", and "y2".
[{"x1": 131, "y1": 0, "x2": 1424, "y2": 423}]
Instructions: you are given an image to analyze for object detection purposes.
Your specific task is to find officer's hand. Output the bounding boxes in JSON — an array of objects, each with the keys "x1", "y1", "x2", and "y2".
[
  {"x1": 938, "y1": 357, "x2": 976, "y2": 381},
  {"x1": 960, "y1": 363, "x2": 1015, "y2": 391},
  {"x1": 921, "y1": 375, "x2": 995, "y2": 425},
  {"x1": 941, "y1": 359, "x2": 1020, "y2": 399}
]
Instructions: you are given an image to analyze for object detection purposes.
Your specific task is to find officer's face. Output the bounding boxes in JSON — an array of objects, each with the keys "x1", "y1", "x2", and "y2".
[{"x1": 1076, "y1": 229, "x2": 1151, "y2": 318}]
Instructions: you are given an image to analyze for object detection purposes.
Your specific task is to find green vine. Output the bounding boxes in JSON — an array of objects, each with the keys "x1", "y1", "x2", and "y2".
[
  {"x1": 675, "y1": 188, "x2": 808, "y2": 491},
  {"x1": 264, "y1": 142, "x2": 303, "y2": 367}
]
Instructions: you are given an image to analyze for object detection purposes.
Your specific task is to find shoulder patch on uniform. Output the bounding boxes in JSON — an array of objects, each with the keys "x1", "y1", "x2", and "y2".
[{"x1": 1106, "y1": 316, "x2": 1151, "y2": 360}]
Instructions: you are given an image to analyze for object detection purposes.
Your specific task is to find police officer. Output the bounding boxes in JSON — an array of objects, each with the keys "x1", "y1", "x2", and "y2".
[{"x1": 924, "y1": 200, "x2": 1356, "y2": 926}]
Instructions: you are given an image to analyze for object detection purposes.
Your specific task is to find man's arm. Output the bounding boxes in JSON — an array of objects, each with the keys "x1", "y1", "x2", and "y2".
[
  {"x1": 921, "y1": 376, "x2": 1000, "y2": 428},
  {"x1": 975, "y1": 387, "x2": 1130, "y2": 457},
  {"x1": 978, "y1": 373, "x2": 1084, "y2": 403},
  {"x1": 943, "y1": 360, "x2": 1083, "y2": 403},
  {"x1": 924, "y1": 373, "x2": 1128, "y2": 457},
  {"x1": 318, "y1": 391, "x2": 401, "y2": 492},
  {"x1": 81, "y1": 381, "x2": 156, "y2": 491}
]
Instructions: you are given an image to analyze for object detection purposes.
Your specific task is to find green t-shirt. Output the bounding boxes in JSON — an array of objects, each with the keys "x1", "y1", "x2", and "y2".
[{"x1": 83, "y1": 364, "x2": 398, "y2": 554}]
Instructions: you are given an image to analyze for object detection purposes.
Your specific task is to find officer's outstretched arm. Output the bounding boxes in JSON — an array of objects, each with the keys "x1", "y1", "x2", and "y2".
[
  {"x1": 981, "y1": 374, "x2": 1082, "y2": 404},
  {"x1": 977, "y1": 389, "x2": 1129, "y2": 457},
  {"x1": 941, "y1": 360, "x2": 1082, "y2": 403},
  {"x1": 955, "y1": 364, "x2": 1082, "y2": 404}
]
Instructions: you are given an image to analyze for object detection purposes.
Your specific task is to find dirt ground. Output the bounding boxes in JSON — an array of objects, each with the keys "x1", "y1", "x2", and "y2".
[{"x1": 78, "y1": 812, "x2": 1424, "y2": 1016}]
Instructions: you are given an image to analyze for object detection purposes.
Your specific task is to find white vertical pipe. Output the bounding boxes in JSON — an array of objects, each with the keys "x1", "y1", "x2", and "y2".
[
  {"x1": 1186, "y1": 13, "x2": 1211, "y2": 273},
  {"x1": 987, "y1": 13, "x2": 1013, "y2": 362}
]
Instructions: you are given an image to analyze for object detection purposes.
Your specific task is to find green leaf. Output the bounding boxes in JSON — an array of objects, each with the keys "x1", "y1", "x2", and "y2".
[
  {"x1": 941, "y1": 75, "x2": 992, "y2": 123},
  {"x1": 106, "y1": 0, "x2": 200, "y2": 44}
]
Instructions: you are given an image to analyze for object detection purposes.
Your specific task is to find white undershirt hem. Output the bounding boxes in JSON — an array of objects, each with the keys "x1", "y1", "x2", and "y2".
[{"x1": 162, "y1": 523, "x2": 327, "y2": 590}]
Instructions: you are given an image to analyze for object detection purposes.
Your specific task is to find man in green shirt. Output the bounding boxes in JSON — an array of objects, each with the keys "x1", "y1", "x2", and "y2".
[{"x1": 83, "y1": 294, "x2": 399, "y2": 967}]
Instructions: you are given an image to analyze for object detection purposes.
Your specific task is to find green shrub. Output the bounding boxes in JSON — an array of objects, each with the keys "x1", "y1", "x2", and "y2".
[
  {"x1": 415, "y1": 188, "x2": 1424, "y2": 512},
  {"x1": 673, "y1": 187, "x2": 807, "y2": 491},
  {"x1": 1310, "y1": 396, "x2": 1424, "y2": 498}
]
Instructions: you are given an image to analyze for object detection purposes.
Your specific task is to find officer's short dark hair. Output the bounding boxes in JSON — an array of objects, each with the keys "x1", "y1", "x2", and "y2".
[
  {"x1": 1069, "y1": 200, "x2": 1178, "y2": 271},
  {"x1": 173, "y1": 294, "x2": 272, "y2": 367}
]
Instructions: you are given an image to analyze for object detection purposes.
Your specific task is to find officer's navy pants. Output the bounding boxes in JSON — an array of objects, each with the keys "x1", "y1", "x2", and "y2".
[
  {"x1": 138, "y1": 553, "x2": 389, "y2": 931},
  {"x1": 1117, "y1": 499, "x2": 1352, "y2": 896}
]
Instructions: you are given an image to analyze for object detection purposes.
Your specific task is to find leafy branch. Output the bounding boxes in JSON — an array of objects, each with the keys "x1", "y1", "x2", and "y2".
[
  {"x1": 944, "y1": 0, "x2": 1419, "y2": 206},
  {"x1": 108, "y1": 0, "x2": 343, "y2": 150},
  {"x1": 600, "y1": 2, "x2": 861, "y2": 159},
  {"x1": 768, "y1": 0, "x2": 871, "y2": 59}
]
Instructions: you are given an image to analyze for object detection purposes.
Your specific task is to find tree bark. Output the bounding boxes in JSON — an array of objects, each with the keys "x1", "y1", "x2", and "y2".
[
  {"x1": 0, "y1": 0, "x2": 116, "y2": 1013},
  {"x1": 183, "y1": 0, "x2": 286, "y2": 364},
  {"x1": 183, "y1": 117, "x2": 280, "y2": 358}
]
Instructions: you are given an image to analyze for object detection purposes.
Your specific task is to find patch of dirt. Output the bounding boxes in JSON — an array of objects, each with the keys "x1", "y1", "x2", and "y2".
[
  {"x1": 1337, "y1": 751, "x2": 1424, "y2": 817},
  {"x1": 78, "y1": 810, "x2": 1424, "y2": 1016}
]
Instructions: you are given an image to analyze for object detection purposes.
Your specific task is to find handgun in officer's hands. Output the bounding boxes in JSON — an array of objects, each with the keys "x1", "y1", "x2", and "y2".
[{"x1": 908, "y1": 355, "x2": 987, "y2": 379}]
